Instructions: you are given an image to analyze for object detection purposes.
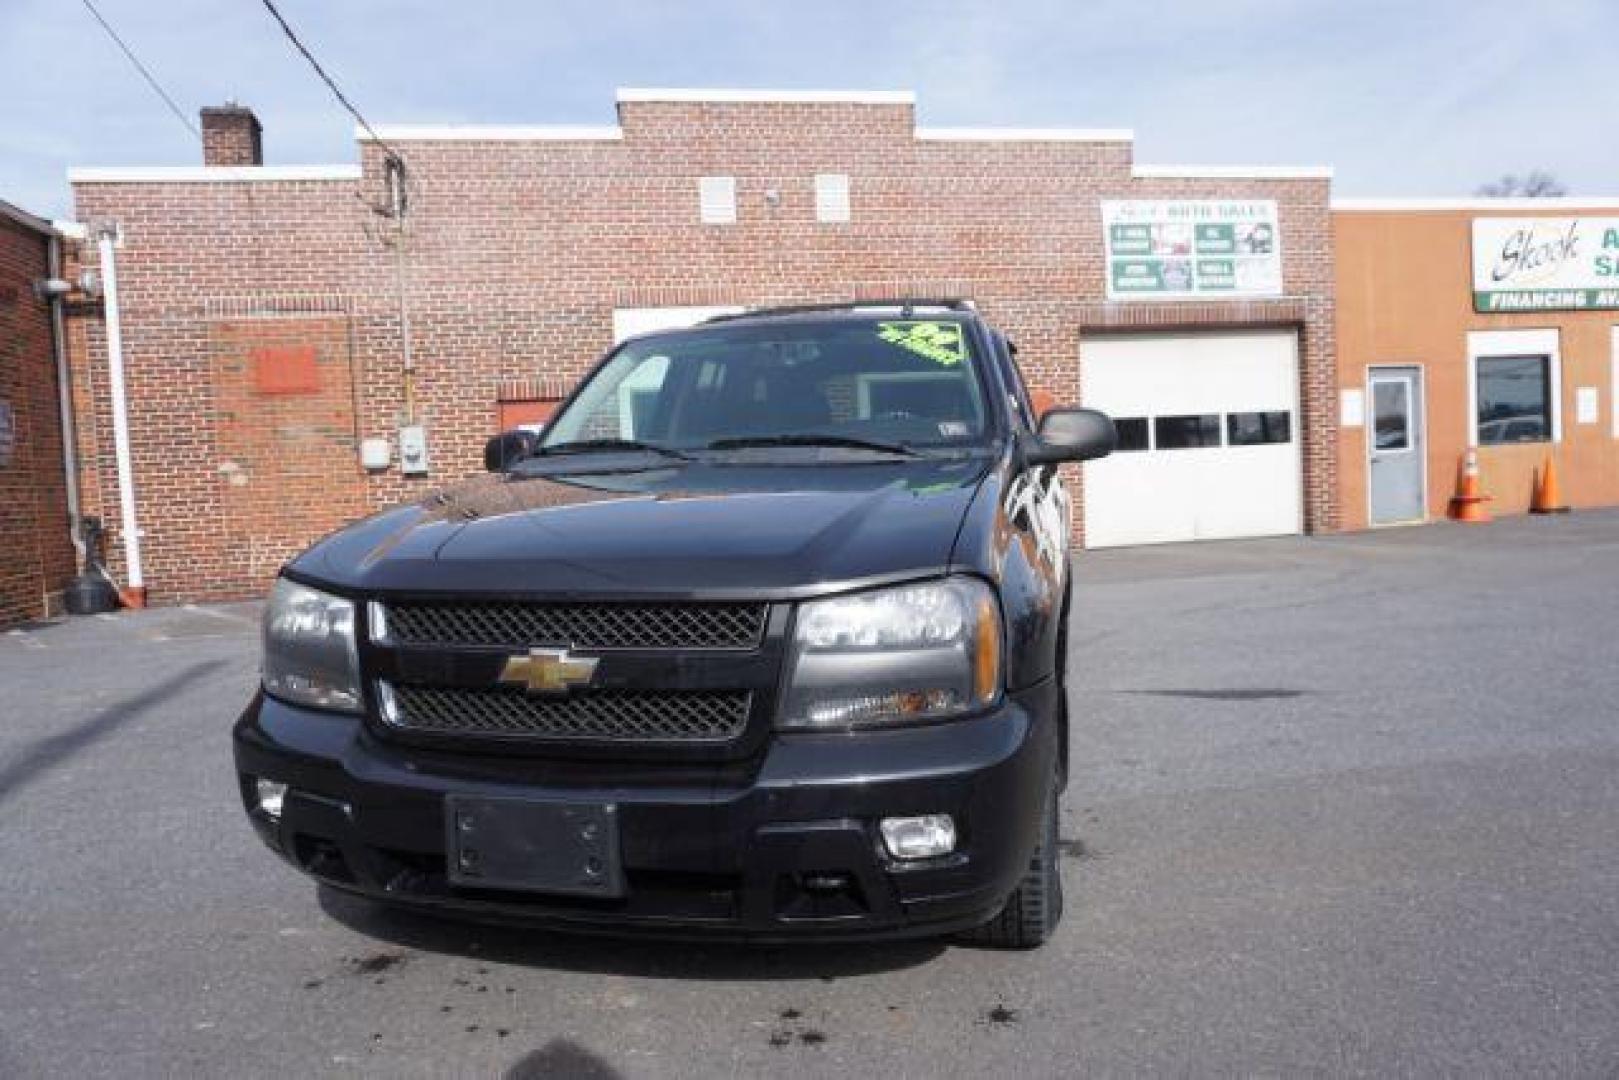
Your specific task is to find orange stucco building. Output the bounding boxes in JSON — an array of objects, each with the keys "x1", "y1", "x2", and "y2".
[{"x1": 1334, "y1": 199, "x2": 1619, "y2": 529}]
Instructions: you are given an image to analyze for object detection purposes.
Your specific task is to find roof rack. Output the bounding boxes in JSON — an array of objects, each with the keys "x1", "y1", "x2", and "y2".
[{"x1": 703, "y1": 298, "x2": 975, "y2": 323}]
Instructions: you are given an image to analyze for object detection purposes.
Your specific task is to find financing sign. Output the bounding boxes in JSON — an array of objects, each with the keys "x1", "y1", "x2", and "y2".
[{"x1": 1472, "y1": 217, "x2": 1619, "y2": 312}]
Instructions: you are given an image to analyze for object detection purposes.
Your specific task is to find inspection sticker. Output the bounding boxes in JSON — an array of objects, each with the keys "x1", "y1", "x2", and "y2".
[{"x1": 877, "y1": 321, "x2": 966, "y2": 366}]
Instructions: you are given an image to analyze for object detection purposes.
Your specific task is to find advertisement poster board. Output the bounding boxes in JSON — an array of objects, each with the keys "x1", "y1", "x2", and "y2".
[{"x1": 1102, "y1": 200, "x2": 1282, "y2": 300}]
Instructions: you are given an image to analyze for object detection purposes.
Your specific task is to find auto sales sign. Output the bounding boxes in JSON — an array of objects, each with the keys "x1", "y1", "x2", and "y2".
[{"x1": 1472, "y1": 217, "x2": 1619, "y2": 312}]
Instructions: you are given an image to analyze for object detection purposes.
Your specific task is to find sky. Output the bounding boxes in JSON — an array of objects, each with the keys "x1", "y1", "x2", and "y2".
[{"x1": 3, "y1": 0, "x2": 1617, "y2": 218}]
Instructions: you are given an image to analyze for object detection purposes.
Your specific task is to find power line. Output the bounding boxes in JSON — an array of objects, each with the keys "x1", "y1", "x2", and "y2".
[
  {"x1": 255, "y1": 0, "x2": 414, "y2": 412},
  {"x1": 77, "y1": 0, "x2": 200, "y2": 140},
  {"x1": 257, "y1": 0, "x2": 400, "y2": 167}
]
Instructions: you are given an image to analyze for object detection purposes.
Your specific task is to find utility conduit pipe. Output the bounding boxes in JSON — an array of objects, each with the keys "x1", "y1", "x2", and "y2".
[{"x1": 95, "y1": 222, "x2": 146, "y2": 607}]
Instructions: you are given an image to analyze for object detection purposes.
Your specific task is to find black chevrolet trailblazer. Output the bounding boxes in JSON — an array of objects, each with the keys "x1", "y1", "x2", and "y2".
[{"x1": 233, "y1": 301, "x2": 1115, "y2": 948}]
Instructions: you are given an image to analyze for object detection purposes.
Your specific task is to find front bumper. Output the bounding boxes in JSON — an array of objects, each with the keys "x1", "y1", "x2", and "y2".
[{"x1": 232, "y1": 680, "x2": 1058, "y2": 942}]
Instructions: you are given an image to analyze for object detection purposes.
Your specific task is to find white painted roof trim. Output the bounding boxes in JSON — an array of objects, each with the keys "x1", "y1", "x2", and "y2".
[
  {"x1": 1334, "y1": 196, "x2": 1619, "y2": 211},
  {"x1": 917, "y1": 127, "x2": 1134, "y2": 143},
  {"x1": 52, "y1": 219, "x2": 88, "y2": 240},
  {"x1": 617, "y1": 87, "x2": 915, "y2": 105},
  {"x1": 1133, "y1": 164, "x2": 1334, "y2": 180},
  {"x1": 359, "y1": 124, "x2": 623, "y2": 142},
  {"x1": 68, "y1": 165, "x2": 361, "y2": 184}
]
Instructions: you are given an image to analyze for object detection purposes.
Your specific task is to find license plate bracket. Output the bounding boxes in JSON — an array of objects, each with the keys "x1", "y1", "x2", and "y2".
[{"x1": 445, "y1": 795, "x2": 624, "y2": 898}]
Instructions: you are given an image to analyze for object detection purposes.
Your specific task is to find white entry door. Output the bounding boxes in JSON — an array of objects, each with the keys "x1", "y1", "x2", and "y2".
[
  {"x1": 1367, "y1": 366, "x2": 1427, "y2": 525},
  {"x1": 1080, "y1": 329, "x2": 1303, "y2": 547}
]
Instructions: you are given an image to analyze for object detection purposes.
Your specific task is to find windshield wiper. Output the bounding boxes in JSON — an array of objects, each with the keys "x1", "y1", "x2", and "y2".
[
  {"x1": 538, "y1": 438, "x2": 691, "y2": 461},
  {"x1": 704, "y1": 434, "x2": 919, "y2": 456}
]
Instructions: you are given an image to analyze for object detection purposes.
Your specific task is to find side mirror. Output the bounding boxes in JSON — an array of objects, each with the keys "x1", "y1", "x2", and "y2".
[
  {"x1": 1025, "y1": 408, "x2": 1116, "y2": 465},
  {"x1": 484, "y1": 429, "x2": 539, "y2": 472}
]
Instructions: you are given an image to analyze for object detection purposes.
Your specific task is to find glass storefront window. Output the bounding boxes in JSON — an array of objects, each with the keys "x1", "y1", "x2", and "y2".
[{"x1": 1476, "y1": 355, "x2": 1551, "y2": 445}]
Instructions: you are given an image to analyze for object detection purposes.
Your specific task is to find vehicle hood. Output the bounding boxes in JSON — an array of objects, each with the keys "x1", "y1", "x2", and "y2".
[{"x1": 288, "y1": 458, "x2": 991, "y2": 598}]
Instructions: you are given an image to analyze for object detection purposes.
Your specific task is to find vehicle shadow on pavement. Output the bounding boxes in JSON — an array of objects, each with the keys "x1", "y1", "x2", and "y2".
[{"x1": 317, "y1": 885, "x2": 947, "y2": 980}]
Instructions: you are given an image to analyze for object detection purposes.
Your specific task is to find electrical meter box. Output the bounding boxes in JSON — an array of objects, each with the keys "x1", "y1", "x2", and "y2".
[{"x1": 398, "y1": 424, "x2": 430, "y2": 476}]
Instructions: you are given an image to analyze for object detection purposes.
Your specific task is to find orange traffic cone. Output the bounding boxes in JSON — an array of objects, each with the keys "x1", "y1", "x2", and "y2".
[
  {"x1": 1447, "y1": 449, "x2": 1492, "y2": 523},
  {"x1": 1530, "y1": 452, "x2": 1570, "y2": 514}
]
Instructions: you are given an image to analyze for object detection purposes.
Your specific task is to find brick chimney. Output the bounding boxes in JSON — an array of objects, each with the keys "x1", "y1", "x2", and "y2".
[{"x1": 200, "y1": 104, "x2": 263, "y2": 167}]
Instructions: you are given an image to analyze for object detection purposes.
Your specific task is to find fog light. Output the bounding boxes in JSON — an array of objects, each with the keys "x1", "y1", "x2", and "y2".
[
  {"x1": 880, "y1": 815, "x2": 956, "y2": 860},
  {"x1": 255, "y1": 778, "x2": 288, "y2": 820}
]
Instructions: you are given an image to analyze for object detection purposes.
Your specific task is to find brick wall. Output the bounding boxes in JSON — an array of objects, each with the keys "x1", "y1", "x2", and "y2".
[
  {"x1": 66, "y1": 96, "x2": 1337, "y2": 602},
  {"x1": 0, "y1": 209, "x2": 74, "y2": 627}
]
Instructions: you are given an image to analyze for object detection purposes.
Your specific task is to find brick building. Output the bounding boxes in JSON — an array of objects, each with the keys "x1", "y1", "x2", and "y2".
[
  {"x1": 62, "y1": 89, "x2": 1337, "y2": 603},
  {"x1": 0, "y1": 200, "x2": 76, "y2": 628}
]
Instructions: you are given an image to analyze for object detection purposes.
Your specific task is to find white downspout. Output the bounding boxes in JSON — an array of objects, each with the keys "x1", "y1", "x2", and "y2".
[
  {"x1": 46, "y1": 229, "x2": 84, "y2": 565},
  {"x1": 96, "y1": 222, "x2": 146, "y2": 606}
]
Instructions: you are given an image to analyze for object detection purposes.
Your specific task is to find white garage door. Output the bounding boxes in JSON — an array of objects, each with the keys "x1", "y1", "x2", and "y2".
[
  {"x1": 1080, "y1": 329, "x2": 1302, "y2": 548},
  {"x1": 612, "y1": 305, "x2": 744, "y2": 343}
]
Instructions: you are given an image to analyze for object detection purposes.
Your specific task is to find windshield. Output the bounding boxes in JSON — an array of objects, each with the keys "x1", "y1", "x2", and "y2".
[{"x1": 541, "y1": 316, "x2": 993, "y2": 453}]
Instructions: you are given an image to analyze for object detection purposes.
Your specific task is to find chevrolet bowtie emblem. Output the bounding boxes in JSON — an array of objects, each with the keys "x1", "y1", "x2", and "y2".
[{"x1": 497, "y1": 648, "x2": 600, "y2": 694}]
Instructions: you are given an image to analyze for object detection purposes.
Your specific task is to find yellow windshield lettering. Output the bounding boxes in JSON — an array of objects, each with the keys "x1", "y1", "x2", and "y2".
[{"x1": 877, "y1": 321, "x2": 966, "y2": 366}]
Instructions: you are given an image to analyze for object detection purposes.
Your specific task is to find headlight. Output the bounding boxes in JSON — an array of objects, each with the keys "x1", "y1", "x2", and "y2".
[
  {"x1": 262, "y1": 578, "x2": 361, "y2": 713},
  {"x1": 780, "y1": 577, "x2": 1002, "y2": 729}
]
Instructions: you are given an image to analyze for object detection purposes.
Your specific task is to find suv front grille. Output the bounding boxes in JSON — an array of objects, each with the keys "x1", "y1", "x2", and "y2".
[
  {"x1": 382, "y1": 684, "x2": 752, "y2": 743},
  {"x1": 383, "y1": 601, "x2": 767, "y2": 651}
]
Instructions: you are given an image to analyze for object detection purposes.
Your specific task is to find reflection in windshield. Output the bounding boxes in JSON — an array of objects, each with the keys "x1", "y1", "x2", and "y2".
[{"x1": 542, "y1": 317, "x2": 991, "y2": 453}]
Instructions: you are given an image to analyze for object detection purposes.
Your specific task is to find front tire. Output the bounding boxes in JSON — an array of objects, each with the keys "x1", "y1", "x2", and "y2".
[{"x1": 956, "y1": 770, "x2": 1064, "y2": 949}]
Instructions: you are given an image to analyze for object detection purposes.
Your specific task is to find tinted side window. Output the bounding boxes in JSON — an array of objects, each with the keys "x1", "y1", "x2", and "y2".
[{"x1": 994, "y1": 331, "x2": 1037, "y2": 432}]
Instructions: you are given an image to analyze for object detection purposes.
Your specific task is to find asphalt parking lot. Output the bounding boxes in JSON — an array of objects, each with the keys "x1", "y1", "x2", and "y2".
[{"x1": 3, "y1": 513, "x2": 1618, "y2": 1078}]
